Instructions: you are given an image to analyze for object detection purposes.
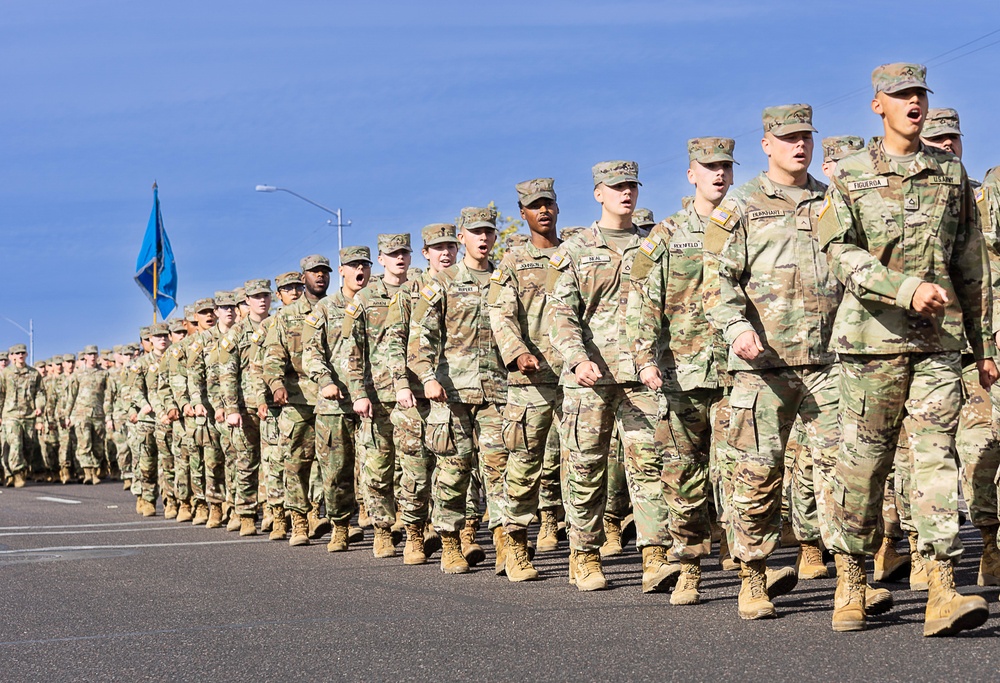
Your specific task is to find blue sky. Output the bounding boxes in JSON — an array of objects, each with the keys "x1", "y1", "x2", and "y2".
[{"x1": 3, "y1": 1, "x2": 1000, "y2": 360}]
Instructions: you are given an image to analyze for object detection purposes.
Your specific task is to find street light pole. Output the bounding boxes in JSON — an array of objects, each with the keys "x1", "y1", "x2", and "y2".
[
  {"x1": 255, "y1": 185, "x2": 351, "y2": 285},
  {"x1": 3, "y1": 316, "x2": 33, "y2": 365}
]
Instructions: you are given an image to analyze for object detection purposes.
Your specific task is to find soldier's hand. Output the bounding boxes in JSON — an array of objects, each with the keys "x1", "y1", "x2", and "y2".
[
  {"x1": 272, "y1": 387, "x2": 289, "y2": 406},
  {"x1": 574, "y1": 361, "x2": 602, "y2": 387},
  {"x1": 320, "y1": 384, "x2": 342, "y2": 400},
  {"x1": 226, "y1": 413, "x2": 242, "y2": 427},
  {"x1": 183, "y1": 404, "x2": 196, "y2": 418},
  {"x1": 166, "y1": 408, "x2": 180, "y2": 422},
  {"x1": 194, "y1": 404, "x2": 208, "y2": 417},
  {"x1": 257, "y1": 404, "x2": 269, "y2": 420},
  {"x1": 516, "y1": 353, "x2": 540, "y2": 374},
  {"x1": 214, "y1": 408, "x2": 225, "y2": 423},
  {"x1": 732, "y1": 330, "x2": 765, "y2": 361},
  {"x1": 139, "y1": 404, "x2": 153, "y2": 416},
  {"x1": 106, "y1": 419, "x2": 114, "y2": 431},
  {"x1": 994, "y1": 331, "x2": 1000, "y2": 351},
  {"x1": 353, "y1": 398, "x2": 373, "y2": 418},
  {"x1": 34, "y1": 408, "x2": 42, "y2": 417},
  {"x1": 396, "y1": 389, "x2": 415, "y2": 409},
  {"x1": 424, "y1": 380, "x2": 446, "y2": 402},
  {"x1": 159, "y1": 414, "x2": 171, "y2": 425},
  {"x1": 639, "y1": 366, "x2": 662, "y2": 391},
  {"x1": 129, "y1": 414, "x2": 138, "y2": 424},
  {"x1": 911, "y1": 282, "x2": 948, "y2": 318},
  {"x1": 978, "y1": 359, "x2": 999, "y2": 390}
]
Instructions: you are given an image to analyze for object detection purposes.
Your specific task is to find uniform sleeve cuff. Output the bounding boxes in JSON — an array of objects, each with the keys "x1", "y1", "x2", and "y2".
[
  {"x1": 723, "y1": 321, "x2": 757, "y2": 347},
  {"x1": 895, "y1": 277, "x2": 924, "y2": 310}
]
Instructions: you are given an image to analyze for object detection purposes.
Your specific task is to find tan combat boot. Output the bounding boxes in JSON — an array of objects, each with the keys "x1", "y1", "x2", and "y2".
[
  {"x1": 122, "y1": 477, "x2": 132, "y2": 490},
  {"x1": 780, "y1": 520, "x2": 799, "y2": 547},
  {"x1": 348, "y1": 525, "x2": 365, "y2": 544},
  {"x1": 718, "y1": 533, "x2": 739, "y2": 571},
  {"x1": 308, "y1": 509, "x2": 331, "y2": 539},
  {"x1": 403, "y1": 523, "x2": 427, "y2": 565},
  {"x1": 493, "y1": 526, "x2": 508, "y2": 576},
  {"x1": 796, "y1": 541, "x2": 829, "y2": 579},
  {"x1": 832, "y1": 554, "x2": 867, "y2": 632},
  {"x1": 176, "y1": 502, "x2": 193, "y2": 523},
  {"x1": 908, "y1": 531, "x2": 928, "y2": 591},
  {"x1": 164, "y1": 497, "x2": 178, "y2": 520},
  {"x1": 206, "y1": 503, "x2": 225, "y2": 529},
  {"x1": 505, "y1": 529, "x2": 539, "y2": 582},
  {"x1": 373, "y1": 527, "x2": 396, "y2": 558},
  {"x1": 976, "y1": 525, "x2": 1000, "y2": 586},
  {"x1": 873, "y1": 536, "x2": 910, "y2": 582},
  {"x1": 568, "y1": 549, "x2": 578, "y2": 585},
  {"x1": 738, "y1": 560, "x2": 776, "y2": 619},
  {"x1": 440, "y1": 530, "x2": 470, "y2": 574},
  {"x1": 391, "y1": 509, "x2": 405, "y2": 535},
  {"x1": 80, "y1": 468, "x2": 93, "y2": 485},
  {"x1": 865, "y1": 584, "x2": 894, "y2": 616},
  {"x1": 600, "y1": 516, "x2": 623, "y2": 557},
  {"x1": 574, "y1": 550, "x2": 607, "y2": 591},
  {"x1": 460, "y1": 519, "x2": 486, "y2": 566},
  {"x1": 924, "y1": 558, "x2": 989, "y2": 637},
  {"x1": 192, "y1": 502, "x2": 209, "y2": 526},
  {"x1": 357, "y1": 500, "x2": 372, "y2": 529},
  {"x1": 135, "y1": 496, "x2": 143, "y2": 514},
  {"x1": 13, "y1": 472, "x2": 26, "y2": 488},
  {"x1": 288, "y1": 511, "x2": 310, "y2": 546},
  {"x1": 327, "y1": 522, "x2": 350, "y2": 552},
  {"x1": 226, "y1": 509, "x2": 242, "y2": 532},
  {"x1": 239, "y1": 516, "x2": 257, "y2": 537},
  {"x1": 269, "y1": 505, "x2": 288, "y2": 541},
  {"x1": 138, "y1": 498, "x2": 157, "y2": 517},
  {"x1": 670, "y1": 559, "x2": 702, "y2": 606},
  {"x1": 423, "y1": 524, "x2": 442, "y2": 557},
  {"x1": 536, "y1": 510, "x2": 559, "y2": 553},
  {"x1": 260, "y1": 507, "x2": 274, "y2": 533},
  {"x1": 641, "y1": 545, "x2": 680, "y2": 594},
  {"x1": 765, "y1": 565, "x2": 798, "y2": 600},
  {"x1": 89, "y1": 467, "x2": 101, "y2": 485}
]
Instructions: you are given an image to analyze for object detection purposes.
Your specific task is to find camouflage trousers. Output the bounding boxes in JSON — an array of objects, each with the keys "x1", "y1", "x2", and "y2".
[
  {"x1": 189, "y1": 417, "x2": 215, "y2": 505},
  {"x1": 207, "y1": 419, "x2": 229, "y2": 505},
  {"x1": 72, "y1": 418, "x2": 106, "y2": 469},
  {"x1": 830, "y1": 352, "x2": 963, "y2": 561},
  {"x1": 955, "y1": 360, "x2": 1000, "y2": 529},
  {"x1": 260, "y1": 409, "x2": 283, "y2": 508},
  {"x1": 57, "y1": 425, "x2": 75, "y2": 469},
  {"x1": 315, "y1": 412, "x2": 359, "y2": 524},
  {"x1": 539, "y1": 413, "x2": 562, "y2": 511},
  {"x1": 41, "y1": 422, "x2": 60, "y2": 471},
  {"x1": 727, "y1": 365, "x2": 839, "y2": 562},
  {"x1": 3, "y1": 419, "x2": 37, "y2": 474},
  {"x1": 560, "y1": 383, "x2": 667, "y2": 552},
  {"x1": 110, "y1": 423, "x2": 131, "y2": 478},
  {"x1": 359, "y1": 401, "x2": 398, "y2": 529},
  {"x1": 501, "y1": 384, "x2": 562, "y2": 531},
  {"x1": 155, "y1": 421, "x2": 175, "y2": 502},
  {"x1": 280, "y1": 404, "x2": 317, "y2": 515},
  {"x1": 395, "y1": 400, "x2": 434, "y2": 526},
  {"x1": 229, "y1": 411, "x2": 262, "y2": 517},
  {"x1": 171, "y1": 419, "x2": 192, "y2": 504},
  {"x1": 605, "y1": 425, "x2": 630, "y2": 521},
  {"x1": 133, "y1": 421, "x2": 159, "y2": 504},
  {"x1": 709, "y1": 392, "x2": 733, "y2": 528},
  {"x1": 427, "y1": 401, "x2": 505, "y2": 534},
  {"x1": 781, "y1": 417, "x2": 825, "y2": 544}
]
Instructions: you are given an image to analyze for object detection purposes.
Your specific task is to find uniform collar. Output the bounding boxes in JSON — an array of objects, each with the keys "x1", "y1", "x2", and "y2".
[{"x1": 757, "y1": 171, "x2": 826, "y2": 203}]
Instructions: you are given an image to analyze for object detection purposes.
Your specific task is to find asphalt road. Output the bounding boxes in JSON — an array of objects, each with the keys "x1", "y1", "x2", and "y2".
[{"x1": 1, "y1": 482, "x2": 999, "y2": 683}]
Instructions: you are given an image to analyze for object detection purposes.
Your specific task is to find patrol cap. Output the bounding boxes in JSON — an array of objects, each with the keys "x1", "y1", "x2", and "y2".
[
  {"x1": 922, "y1": 108, "x2": 962, "y2": 138},
  {"x1": 275, "y1": 271, "x2": 304, "y2": 288},
  {"x1": 214, "y1": 291, "x2": 237, "y2": 307},
  {"x1": 47, "y1": 359, "x2": 58, "y2": 367},
  {"x1": 0, "y1": 351, "x2": 7, "y2": 361},
  {"x1": 101, "y1": 348, "x2": 112, "y2": 356},
  {"x1": 168, "y1": 320, "x2": 187, "y2": 334},
  {"x1": 681, "y1": 195, "x2": 694, "y2": 210},
  {"x1": 139, "y1": 326, "x2": 152, "y2": 340},
  {"x1": 194, "y1": 297, "x2": 215, "y2": 313},
  {"x1": 687, "y1": 137, "x2": 738, "y2": 165},
  {"x1": 184, "y1": 304, "x2": 196, "y2": 322},
  {"x1": 377, "y1": 233, "x2": 412, "y2": 254},
  {"x1": 244, "y1": 278, "x2": 272, "y2": 296},
  {"x1": 233, "y1": 287, "x2": 247, "y2": 304},
  {"x1": 592, "y1": 160, "x2": 640, "y2": 187},
  {"x1": 515, "y1": 178, "x2": 557, "y2": 206},
  {"x1": 82, "y1": 344, "x2": 99, "y2": 355},
  {"x1": 872, "y1": 62, "x2": 932, "y2": 95},
  {"x1": 762, "y1": 104, "x2": 817, "y2": 137},
  {"x1": 422, "y1": 223, "x2": 459, "y2": 246},
  {"x1": 822, "y1": 135, "x2": 865, "y2": 163},
  {"x1": 300, "y1": 254, "x2": 332, "y2": 272},
  {"x1": 112, "y1": 345, "x2": 123, "y2": 354},
  {"x1": 34, "y1": 359, "x2": 45, "y2": 368},
  {"x1": 9, "y1": 344, "x2": 27, "y2": 354},
  {"x1": 149, "y1": 322, "x2": 170, "y2": 337},
  {"x1": 62, "y1": 353, "x2": 76, "y2": 362},
  {"x1": 340, "y1": 245, "x2": 373, "y2": 265},
  {"x1": 124, "y1": 344, "x2": 139, "y2": 355},
  {"x1": 459, "y1": 206, "x2": 498, "y2": 231},
  {"x1": 406, "y1": 267, "x2": 424, "y2": 279},
  {"x1": 505, "y1": 233, "x2": 529, "y2": 249},
  {"x1": 559, "y1": 226, "x2": 587, "y2": 241},
  {"x1": 632, "y1": 208, "x2": 655, "y2": 228}
]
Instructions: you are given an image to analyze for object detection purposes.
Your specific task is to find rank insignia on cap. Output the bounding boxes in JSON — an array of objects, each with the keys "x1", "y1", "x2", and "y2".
[
  {"x1": 549, "y1": 251, "x2": 568, "y2": 269},
  {"x1": 710, "y1": 207, "x2": 732, "y2": 228},
  {"x1": 345, "y1": 302, "x2": 360, "y2": 317},
  {"x1": 304, "y1": 314, "x2": 320, "y2": 328}
]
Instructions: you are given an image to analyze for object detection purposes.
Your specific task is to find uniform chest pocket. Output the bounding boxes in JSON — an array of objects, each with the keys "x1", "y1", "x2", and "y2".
[{"x1": 853, "y1": 189, "x2": 902, "y2": 262}]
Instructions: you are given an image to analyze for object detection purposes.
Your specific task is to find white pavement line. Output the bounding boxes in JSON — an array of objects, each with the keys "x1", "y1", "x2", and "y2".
[
  {"x1": 0, "y1": 521, "x2": 172, "y2": 531},
  {"x1": 0, "y1": 526, "x2": 193, "y2": 537},
  {"x1": 35, "y1": 496, "x2": 81, "y2": 505},
  {"x1": 0, "y1": 539, "x2": 270, "y2": 554}
]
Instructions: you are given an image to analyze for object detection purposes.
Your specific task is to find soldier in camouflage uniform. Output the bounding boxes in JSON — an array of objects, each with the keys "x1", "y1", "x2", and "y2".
[
  {"x1": 0, "y1": 344, "x2": 45, "y2": 487},
  {"x1": 128, "y1": 324, "x2": 170, "y2": 516},
  {"x1": 152, "y1": 326, "x2": 181, "y2": 518},
  {"x1": 209, "y1": 292, "x2": 240, "y2": 529},
  {"x1": 159, "y1": 319, "x2": 194, "y2": 521},
  {"x1": 980, "y1": 166, "x2": 1000, "y2": 585},
  {"x1": 303, "y1": 246, "x2": 373, "y2": 551},
  {"x1": 263, "y1": 254, "x2": 331, "y2": 546},
  {"x1": 343, "y1": 235, "x2": 412, "y2": 558},
  {"x1": 64, "y1": 345, "x2": 109, "y2": 485},
  {"x1": 818, "y1": 63, "x2": 996, "y2": 636},
  {"x1": 546, "y1": 160, "x2": 669, "y2": 594},
  {"x1": 627, "y1": 138, "x2": 738, "y2": 605},
  {"x1": 489, "y1": 177, "x2": 563, "y2": 582},
  {"x1": 56, "y1": 353, "x2": 77, "y2": 479},
  {"x1": 702, "y1": 105, "x2": 841, "y2": 620},
  {"x1": 409, "y1": 207, "x2": 508, "y2": 574},
  {"x1": 183, "y1": 299, "x2": 218, "y2": 524},
  {"x1": 41, "y1": 359, "x2": 62, "y2": 481},
  {"x1": 107, "y1": 346, "x2": 134, "y2": 489}
]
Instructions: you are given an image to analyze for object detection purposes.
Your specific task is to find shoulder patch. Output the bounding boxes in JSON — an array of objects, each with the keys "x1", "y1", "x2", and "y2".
[
  {"x1": 976, "y1": 187, "x2": 985, "y2": 203},
  {"x1": 420, "y1": 282, "x2": 444, "y2": 304},
  {"x1": 220, "y1": 336, "x2": 232, "y2": 350},
  {"x1": 639, "y1": 235, "x2": 661, "y2": 257},
  {"x1": 304, "y1": 314, "x2": 321, "y2": 328},
  {"x1": 709, "y1": 207, "x2": 736, "y2": 231},
  {"x1": 817, "y1": 196, "x2": 831, "y2": 222},
  {"x1": 345, "y1": 302, "x2": 360, "y2": 318},
  {"x1": 549, "y1": 251, "x2": 569, "y2": 270}
]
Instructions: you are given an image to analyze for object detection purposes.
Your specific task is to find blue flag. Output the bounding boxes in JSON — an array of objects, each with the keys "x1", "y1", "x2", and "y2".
[{"x1": 134, "y1": 183, "x2": 178, "y2": 320}]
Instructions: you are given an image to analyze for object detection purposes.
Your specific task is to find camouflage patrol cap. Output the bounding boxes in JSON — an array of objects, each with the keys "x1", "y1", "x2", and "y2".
[
  {"x1": 505, "y1": 233, "x2": 530, "y2": 249},
  {"x1": 632, "y1": 209, "x2": 655, "y2": 227},
  {"x1": 0, "y1": 351, "x2": 7, "y2": 360},
  {"x1": 822, "y1": 136, "x2": 865, "y2": 163},
  {"x1": 559, "y1": 226, "x2": 587, "y2": 241},
  {"x1": 515, "y1": 178, "x2": 557, "y2": 206},
  {"x1": 762, "y1": 104, "x2": 817, "y2": 137},
  {"x1": 112, "y1": 345, "x2": 123, "y2": 354},
  {"x1": 194, "y1": 297, "x2": 215, "y2": 313},
  {"x1": 9, "y1": 344, "x2": 27, "y2": 354},
  {"x1": 922, "y1": 108, "x2": 962, "y2": 139},
  {"x1": 681, "y1": 196, "x2": 694, "y2": 210},
  {"x1": 340, "y1": 245, "x2": 373, "y2": 265},
  {"x1": 406, "y1": 267, "x2": 424, "y2": 279},
  {"x1": 687, "y1": 137, "x2": 738, "y2": 165},
  {"x1": 167, "y1": 319, "x2": 187, "y2": 334},
  {"x1": 377, "y1": 233, "x2": 412, "y2": 254},
  {"x1": 275, "y1": 271, "x2": 304, "y2": 288},
  {"x1": 149, "y1": 322, "x2": 169, "y2": 337},
  {"x1": 184, "y1": 304, "x2": 196, "y2": 322},
  {"x1": 82, "y1": 344, "x2": 99, "y2": 355},
  {"x1": 421, "y1": 223, "x2": 459, "y2": 246},
  {"x1": 124, "y1": 344, "x2": 139, "y2": 355},
  {"x1": 872, "y1": 62, "x2": 932, "y2": 95},
  {"x1": 139, "y1": 326, "x2": 152, "y2": 340},
  {"x1": 459, "y1": 206, "x2": 498, "y2": 231},
  {"x1": 62, "y1": 353, "x2": 76, "y2": 362},
  {"x1": 214, "y1": 291, "x2": 237, "y2": 307},
  {"x1": 592, "y1": 160, "x2": 640, "y2": 187},
  {"x1": 244, "y1": 278, "x2": 272, "y2": 296},
  {"x1": 232, "y1": 287, "x2": 246, "y2": 304},
  {"x1": 300, "y1": 254, "x2": 332, "y2": 272}
]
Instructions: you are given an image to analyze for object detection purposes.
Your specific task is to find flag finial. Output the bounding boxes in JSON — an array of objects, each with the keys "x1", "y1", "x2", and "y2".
[{"x1": 152, "y1": 180, "x2": 158, "y2": 191}]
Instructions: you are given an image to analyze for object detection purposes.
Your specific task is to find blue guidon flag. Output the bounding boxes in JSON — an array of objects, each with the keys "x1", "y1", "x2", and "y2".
[{"x1": 134, "y1": 182, "x2": 178, "y2": 320}]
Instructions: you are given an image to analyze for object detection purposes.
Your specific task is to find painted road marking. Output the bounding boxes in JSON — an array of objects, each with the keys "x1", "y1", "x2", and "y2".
[
  {"x1": 0, "y1": 526, "x2": 193, "y2": 537},
  {"x1": 35, "y1": 496, "x2": 81, "y2": 505},
  {"x1": 0, "y1": 539, "x2": 270, "y2": 554},
  {"x1": 0, "y1": 521, "x2": 172, "y2": 531}
]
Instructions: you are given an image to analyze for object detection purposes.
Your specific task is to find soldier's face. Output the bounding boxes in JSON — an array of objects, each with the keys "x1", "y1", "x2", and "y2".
[
  {"x1": 303, "y1": 268, "x2": 330, "y2": 297},
  {"x1": 378, "y1": 249, "x2": 411, "y2": 278},
  {"x1": 215, "y1": 305, "x2": 236, "y2": 326},
  {"x1": 170, "y1": 330, "x2": 187, "y2": 343},
  {"x1": 339, "y1": 261, "x2": 371, "y2": 294},
  {"x1": 82, "y1": 352, "x2": 97, "y2": 368},
  {"x1": 460, "y1": 227, "x2": 497, "y2": 260},
  {"x1": 237, "y1": 302, "x2": 249, "y2": 319},
  {"x1": 37, "y1": 366, "x2": 46, "y2": 376},
  {"x1": 872, "y1": 89, "x2": 928, "y2": 139},
  {"x1": 520, "y1": 198, "x2": 559, "y2": 236},
  {"x1": 197, "y1": 310, "x2": 216, "y2": 329},
  {"x1": 0, "y1": 360, "x2": 6, "y2": 369},
  {"x1": 10, "y1": 352, "x2": 26, "y2": 367},
  {"x1": 151, "y1": 335, "x2": 169, "y2": 352},
  {"x1": 50, "y1": 365, "x2": 61, "y2": 375},
  {"x1": 247, "y1": 292, "x2": 271, "y2": 317},
  {"x1": 762, "y1": 131, "x2": 813, "y2": 176},
  {"x1": 923, "y1": 133, "x2": 962, "y2": 159},
  {"x1": 687, "y1": 161, "x2": 733, "y2": 205},
  {"x1": 594, "y1": 181, "x2": 638, "y2": 217},
  {"x1": 423, "y1": 243, "x2": 458, "y2": 273},
  {"x1": 63, "y1": 361, "x2": 75, "y2": 373},
  {"x1": 277, "y1": 284, "x2": 302, "y2": 305}
]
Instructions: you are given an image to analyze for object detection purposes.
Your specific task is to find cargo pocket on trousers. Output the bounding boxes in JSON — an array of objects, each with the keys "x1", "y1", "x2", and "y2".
[
  {"x1": 560, "y1": 396, "x2": 583, "y2": 454},
  {"x1": 726, "y1": 387, "x2": 759, "y2": 455},
  {"x1": 840, "y1": 381, "x2": 865, "y2": 456},
  {"x1": 425, "y1": 404, "x2": 456, "y2": 456},
  {"x1": 501, "y1": 404, "x2": 528, "y2": 453}
]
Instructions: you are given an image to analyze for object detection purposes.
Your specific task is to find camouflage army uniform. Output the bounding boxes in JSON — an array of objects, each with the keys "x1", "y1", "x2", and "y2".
[
  {"x1": 0, "y1": 363, "x2": 45, "y2": 475},
  {"x1": 127, "y1": 348, "x2": 166, "y2": 505},
  {"x1": 41, "y1": 370, "x2": 62, "y2": 472},
  {"x1": 153, "y1": 346, "x2": 178, "y2": 504},
  {"x1": 163, "y1": 334, "x2": 196, "y2": 509},
  {"x1": 64, "y1": 362, "x2": 109, "y2": 470},
  {"x1": 703, "y1": 166, "x2": 842, "y2": 562},
  {"x1": 409, "y1": 258, "x2": 508, "y2": 534},
  {"x1": 188, "y1": 327, "x2": 226, "y2": 506},
  {"x1": 819, "y1": 137, "x2": 993, "y2": 561},
  {"x1": 56, "y1": 356, "x2": 77, "y2": 472},
  {"x1": 246, "y1": 315, "x2": 283, "y2": 514}
]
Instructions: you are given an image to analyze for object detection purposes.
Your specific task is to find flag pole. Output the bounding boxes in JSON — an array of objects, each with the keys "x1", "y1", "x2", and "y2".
[{"x1": 152, "y1": 181, "x2": 158, "y2": 324}]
